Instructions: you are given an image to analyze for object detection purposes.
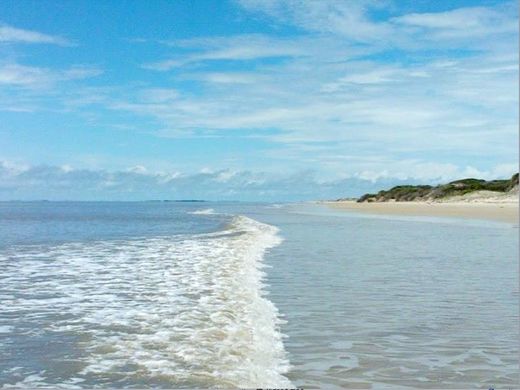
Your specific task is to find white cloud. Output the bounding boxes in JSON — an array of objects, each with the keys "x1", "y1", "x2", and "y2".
[
  {"x1": 237, "y1": 0, "x2": 392, "y2": 42},
  {"x1": 0, "y1": 160, "x2": 516, "y2": 201},
  {"x1": 143, "y1": 34, "x2": 308, "y2": 70},
  {"x1": 0, "y1": 64, "x2": 49, "y2": 86},
  {"x1": 0, "y1": 23, "x2": 71, "y2": 45},
  {"x1": 140, "y1": 88, "x2": 180, "y2": 102},
  {"x1": 326, "y1": 68, "x2": 398, "y2": 86},
  {"x1": 127, "y1": 165, "x2": 148, "y2": 174},
  {"x1": 62, "y1": 66, "x2": 103, "y2": 80},
  {"x1": 0, "y1": 63, "x2": 102, "y2": 88},
  {"x1": 392, "y1": 5, "x2": 518, "y2": 38},
  {"x1": 198, "y1": 72, "x2": 265, "y2": 84},
  {"x1": 238, "y1": 0, "x2": 518, "y2": 48},
  {"x1": 124, "y1": 50, "x2": 518, "y2": 152},
  {"x1": 131, "y1": 0, "x2": 517, "y2": 170}
]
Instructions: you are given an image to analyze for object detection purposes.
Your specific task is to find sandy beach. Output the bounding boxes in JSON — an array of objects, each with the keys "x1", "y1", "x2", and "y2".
[{"x1": 325, "y1": 200, "x2": 519, "y2": 223}]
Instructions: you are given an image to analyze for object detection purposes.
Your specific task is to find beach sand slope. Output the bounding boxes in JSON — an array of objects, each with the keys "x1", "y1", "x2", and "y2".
[{"x1": 325, "y1": 191, "x2": 519, "y2": 223}]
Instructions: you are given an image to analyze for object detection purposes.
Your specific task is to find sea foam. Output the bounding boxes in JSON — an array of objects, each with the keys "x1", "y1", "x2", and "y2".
[
  {"x1": 188, "y1": 208, "x2": 216, "y2": 215},
  {"x1": 0, "y1": 216, "x2": 292, "y2": 388}
]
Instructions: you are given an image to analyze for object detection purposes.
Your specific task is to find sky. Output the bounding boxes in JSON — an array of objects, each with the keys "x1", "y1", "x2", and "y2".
[{"x1": 0, "y1": 0, "x2": 518, "y2": 201}]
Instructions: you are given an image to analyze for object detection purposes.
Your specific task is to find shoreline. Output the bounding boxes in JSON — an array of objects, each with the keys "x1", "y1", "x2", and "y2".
[{"x1": 323, "y1": 200, "x2": 519, "y2": 223}]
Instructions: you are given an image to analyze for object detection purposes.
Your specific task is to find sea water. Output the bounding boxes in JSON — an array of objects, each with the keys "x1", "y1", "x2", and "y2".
[{"x1": 0, "y1": 201, "x2": 518, "y2": 388}]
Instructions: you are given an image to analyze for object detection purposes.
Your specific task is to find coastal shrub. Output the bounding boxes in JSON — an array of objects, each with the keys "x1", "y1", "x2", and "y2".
[
  {"x1": 357, "y1": 193, "x2": 376, "y2": 203},
  {"x1": 483, "y1": 180, "x2": 510, "y2": 192},
  {"x1": 355, "y1": 173, "x2": 519, "y2": 202}
]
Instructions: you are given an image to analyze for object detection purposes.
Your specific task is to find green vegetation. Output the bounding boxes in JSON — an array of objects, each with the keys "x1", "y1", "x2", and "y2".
[{"x1": 357, "y1": 173, "x2": 518, "y2": 203}]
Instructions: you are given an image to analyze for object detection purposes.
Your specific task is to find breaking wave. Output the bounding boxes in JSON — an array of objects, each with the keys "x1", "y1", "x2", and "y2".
[
  {"x1": 0, "y1": 216, "x2": 292, "y2": 388},
  {"x1": 188, "y1": 208, "x2": 216, "y2": 215}
]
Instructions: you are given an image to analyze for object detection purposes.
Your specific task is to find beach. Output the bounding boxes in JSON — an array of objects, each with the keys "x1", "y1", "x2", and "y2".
[
  {"x1": 325, "y1": 199, "x2": 519, "y2": 223},
  {"x1": 3, "y1": 1, "x2": 518, "y2": 388},
  {"x1": 1, "y1": 201, "x2": 518, "y2": 388}
]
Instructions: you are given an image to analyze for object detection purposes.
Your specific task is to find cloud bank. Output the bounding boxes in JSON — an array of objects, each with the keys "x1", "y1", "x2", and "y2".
[{"x1": 1, "y1": 161, "x2": 516, "y2": 201}]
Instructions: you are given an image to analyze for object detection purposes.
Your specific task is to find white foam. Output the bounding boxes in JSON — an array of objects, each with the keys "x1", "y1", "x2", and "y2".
[
  {"x1": 0, "y1": 325, "x2": 13, "y2": 333},
  {"x1": 189, "y1": 208, "x2": 216, "y2": 215},
  {"x1": 0, "y1": 216, "x2": 292, "y2": 388}
]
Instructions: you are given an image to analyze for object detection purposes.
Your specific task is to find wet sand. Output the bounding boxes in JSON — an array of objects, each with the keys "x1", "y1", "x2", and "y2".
[{"x1": 325, "y1": 200, "x2": 519, "y2": 223}]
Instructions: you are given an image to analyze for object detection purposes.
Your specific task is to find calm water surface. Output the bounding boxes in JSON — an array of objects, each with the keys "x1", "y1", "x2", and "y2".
[{"x1": 261, "y1": 204, "x2": 519, "y2": 389}]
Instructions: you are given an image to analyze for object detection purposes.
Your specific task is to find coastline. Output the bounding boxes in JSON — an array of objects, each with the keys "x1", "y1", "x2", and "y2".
[{"x1": 323, "y1": 200, "x2": 519, "y2": 223}]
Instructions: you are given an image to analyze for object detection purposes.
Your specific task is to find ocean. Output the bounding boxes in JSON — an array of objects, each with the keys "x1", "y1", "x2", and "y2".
[{"x1": 0, "y1": 201, "x2": 518, "y2": 388}]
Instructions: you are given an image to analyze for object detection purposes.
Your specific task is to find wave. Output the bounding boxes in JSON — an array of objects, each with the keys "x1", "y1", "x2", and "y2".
[
  {"x1": 188, "y1": 208, "x2": 216, "y2": 215},
  {"x1": 0, "y1": 216, "x2": 292, "y2": 388}
]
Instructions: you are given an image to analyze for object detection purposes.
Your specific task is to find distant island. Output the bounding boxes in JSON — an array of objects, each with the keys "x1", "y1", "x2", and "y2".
[
  {"x1": 355, "y1": 173, "x2": 519, "y2": 203},
  {"x1": 146, "y1": 200, "x2": 207, "y2": 203}
]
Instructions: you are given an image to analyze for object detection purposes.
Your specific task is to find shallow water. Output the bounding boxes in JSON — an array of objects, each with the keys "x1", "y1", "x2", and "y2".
[
  {"x1": 260, "y1": 204, "x2": 519, "y2": 389},
  {"x1": 0, "y1": 202, "x2": 518, "y2": 388}
]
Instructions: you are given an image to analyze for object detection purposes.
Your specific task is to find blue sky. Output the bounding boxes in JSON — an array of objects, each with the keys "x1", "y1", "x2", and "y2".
[{"x1": 0, "y1": 0, "x2": 518, "y2": 200}]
